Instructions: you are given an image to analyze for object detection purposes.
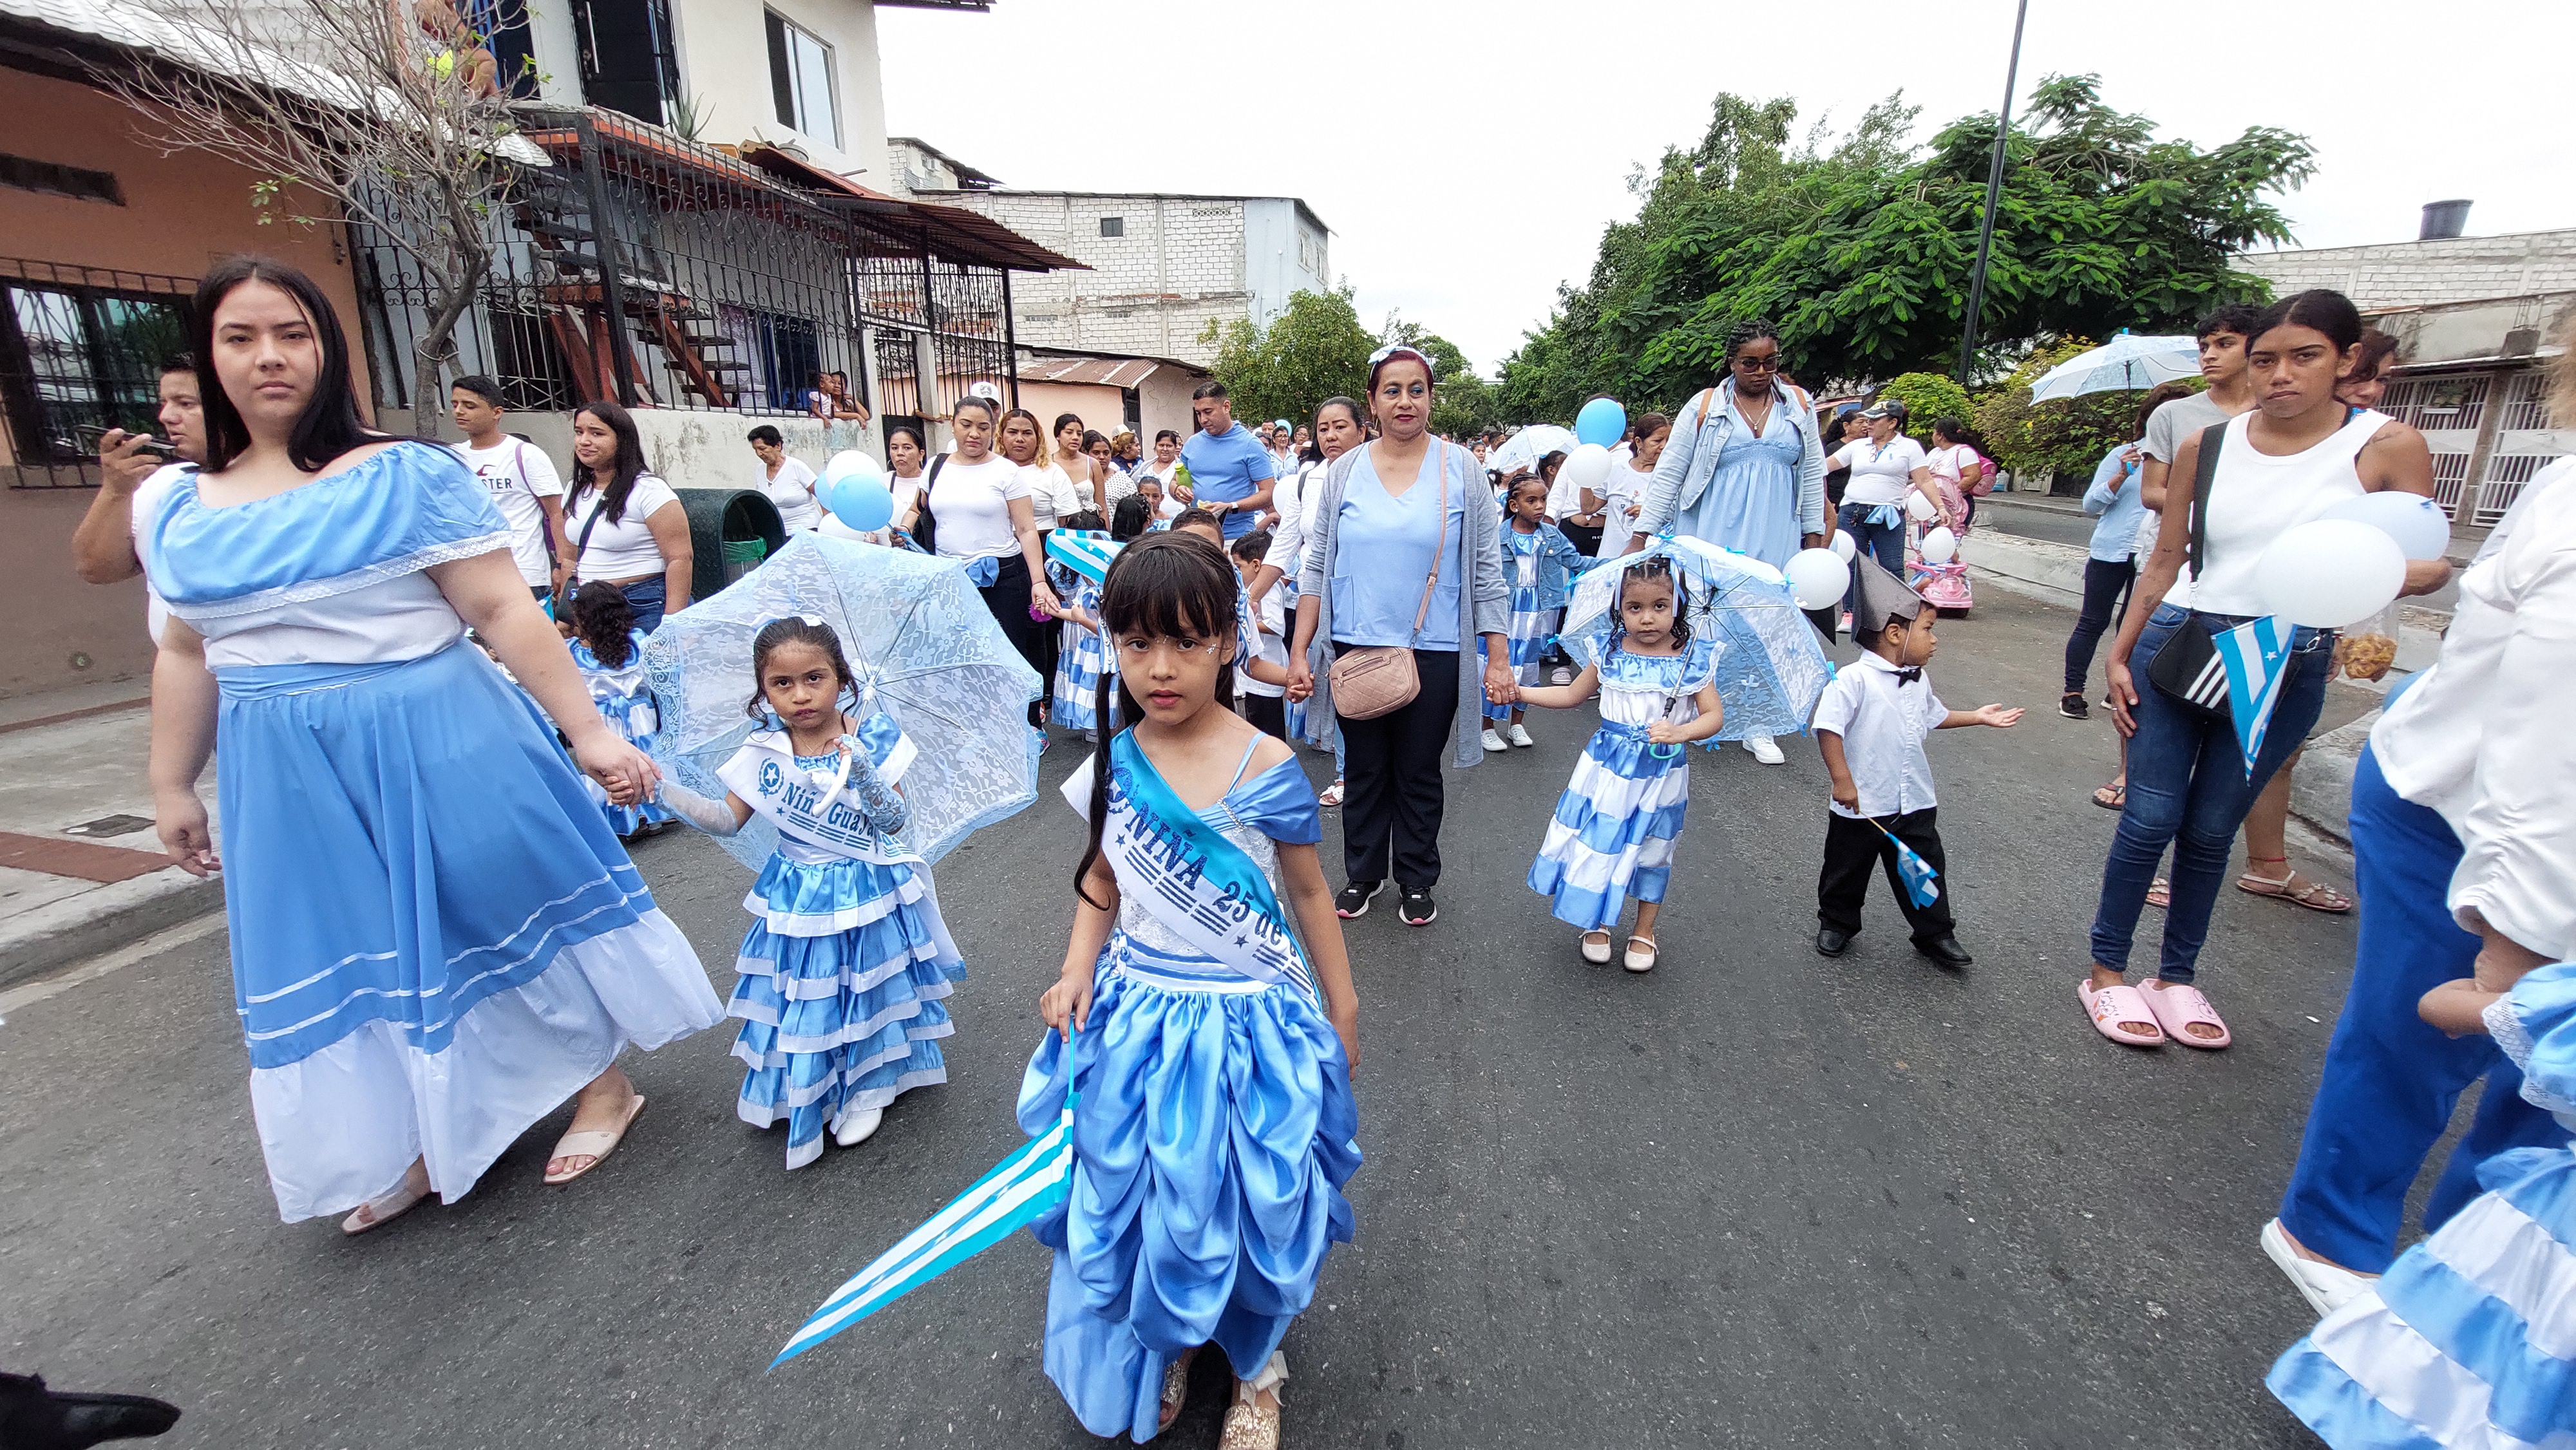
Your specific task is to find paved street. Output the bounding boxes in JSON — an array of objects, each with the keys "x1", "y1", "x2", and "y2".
[{"x1": 1, "y1": 590, "x2": 2400, "y2": 1449}]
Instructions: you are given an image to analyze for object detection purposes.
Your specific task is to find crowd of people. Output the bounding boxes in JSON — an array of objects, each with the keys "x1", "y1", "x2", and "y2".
[{"x1": 58, "y1": 250, "x2": 2575, "y2": 1450}]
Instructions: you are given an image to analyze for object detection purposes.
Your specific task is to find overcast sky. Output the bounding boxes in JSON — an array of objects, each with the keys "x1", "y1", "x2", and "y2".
[{"x1": 878, "y1": 0, "x2": 2574, "y2": 376}]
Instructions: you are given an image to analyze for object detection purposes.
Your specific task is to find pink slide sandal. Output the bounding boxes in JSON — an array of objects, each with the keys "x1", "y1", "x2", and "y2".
[
  {"x1": 2078, "y1": 979, "x2": 2166, "y2": 1048},
  {"x1": 2139, "y1": 982, "x2": 2231, "y2": 1050}
]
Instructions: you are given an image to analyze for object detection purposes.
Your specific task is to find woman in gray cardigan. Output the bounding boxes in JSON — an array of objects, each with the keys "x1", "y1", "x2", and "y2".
[{"x1": 1287, "y1": 344, "x2": 1511, "y2": 927}]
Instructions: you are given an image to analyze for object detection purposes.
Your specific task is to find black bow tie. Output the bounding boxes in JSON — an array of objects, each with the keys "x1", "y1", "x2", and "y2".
[{"x1": 1893, "y1": 667, "x2": 1922, "y2": 684}]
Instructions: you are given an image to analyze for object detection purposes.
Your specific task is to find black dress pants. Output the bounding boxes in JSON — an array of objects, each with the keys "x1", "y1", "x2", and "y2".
[
  {"x1": 1335, "y1": 646, "x2": 1457, "y2": 890},
  {"x1": 977, "y1": 553, "x2": 1048, "y2": 728},
  {"x1": 1817, "y1": 807, "x2": 1955, "y2": 943},
  {"x1": 1242, "y1": 692, "x2": 1288, "y2": 742}
]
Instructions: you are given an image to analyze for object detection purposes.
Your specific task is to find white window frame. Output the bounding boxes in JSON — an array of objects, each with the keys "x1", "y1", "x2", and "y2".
[{"x1": 765, "y1": 11, "x2": 840, "y2": 148}]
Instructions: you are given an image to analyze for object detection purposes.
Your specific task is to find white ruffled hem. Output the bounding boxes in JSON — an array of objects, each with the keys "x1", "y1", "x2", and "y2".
[
  {"x1": 246, "y1": 909, "x2": 721, "y2": 1223},
  {"x1": 737, "y1": 1066, "x2": 948, "y2": 1127}
]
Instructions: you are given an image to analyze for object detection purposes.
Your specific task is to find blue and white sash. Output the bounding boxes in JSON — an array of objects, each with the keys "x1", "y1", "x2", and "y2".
[
  {"x1": 1045, "y1": 529, "x2": 1123, "y2": 585},
  {"x1": 1063, "y1": 733, "x2": 1315, "y2": 1001},
  {"x1": 717, "y1": 714, "x2": 919, "y2": 869}
]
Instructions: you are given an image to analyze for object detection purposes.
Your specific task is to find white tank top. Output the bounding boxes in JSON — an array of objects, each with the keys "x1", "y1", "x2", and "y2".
[{"x1": 2168, "y1": 408, "x2": 2386, "y2": 616}]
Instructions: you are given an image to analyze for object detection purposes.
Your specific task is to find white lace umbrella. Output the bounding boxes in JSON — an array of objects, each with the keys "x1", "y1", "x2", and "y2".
[
  {"x1": 1558, "y1": 537, "x2": 1833, "y2": 741},
  {"x1": 640, "y1": 534, "x2": 1042, "y2": 871},
  {"x1": 2028, "y1": 334, "x2": 2201, "y2": 401},
  {"x1": 1485, "y1": 424, "x2": 1578, "y2": 476}
]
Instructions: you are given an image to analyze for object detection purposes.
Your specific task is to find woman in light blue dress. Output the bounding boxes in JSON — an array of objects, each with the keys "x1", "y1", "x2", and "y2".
[
  {"x1": 145, "y1": 258, "x2": 721, "y2": 1234},
  {"x1": 1628, "y1": 319, "x2": 1826, "y2": 766}
]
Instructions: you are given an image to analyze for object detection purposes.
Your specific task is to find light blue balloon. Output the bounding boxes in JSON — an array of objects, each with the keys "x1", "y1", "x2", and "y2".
[
  {"x1": 1575, "y1": 397, "x2": 1627, "y2": 449},
  {"x1": 836, "y1": 476, "x2": 895, "y2": 533}
]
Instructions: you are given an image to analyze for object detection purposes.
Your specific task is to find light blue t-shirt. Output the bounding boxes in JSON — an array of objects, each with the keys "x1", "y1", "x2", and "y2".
[
  {"x1": 1179, "y1": 422, "x2": 1277, "y2": 540},
  {"x1": 2081, "y1": 441, "x2": 2146, "y2": 563},
  {"x1": 1329, "y1": 446, "x2": 1464, "y2": 650}
]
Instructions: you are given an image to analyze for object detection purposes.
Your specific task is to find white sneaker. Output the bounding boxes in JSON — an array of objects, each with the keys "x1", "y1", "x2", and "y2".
[
  {"x1": 1507, "y1": 722, "x2": 1535, "y2": 748},
  {"x1": 1549, "y1": 666, "x2": 1573, "y2": 686},
  {"x1": 1481, "y1": 727, "x2": 1508, "y2": 753},
  {"x1": 833, "y1": 1105, "x2": 885, "y2": 1148},
  {"x1": 2260, "y1": 1218, "x2": 2377, "y2": 1316},
  {"x1": 1745, "y1": 734, "x2": 1786, "y2": 765}
]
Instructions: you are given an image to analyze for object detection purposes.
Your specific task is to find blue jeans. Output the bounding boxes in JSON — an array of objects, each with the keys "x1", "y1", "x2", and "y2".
[
  {"x1": 1837, "y1": 501, "x2": 1905, "y2": 618},
  {"x1": 619, "y1": 577, "x2": 668, "y2": 635},
  {"x1": 2087, "y1": 603, "x2": 2333, "y2": 983},
  {"x1": 2275, "y1": 744, "x2": 2571, "y2": 1272}
]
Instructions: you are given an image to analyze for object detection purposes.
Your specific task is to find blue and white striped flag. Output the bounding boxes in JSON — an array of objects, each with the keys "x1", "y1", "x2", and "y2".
[
  {"x1": 771, "y1": 1105, "x2": 1076, "y2": 1368},
  {"x1": 1045, "y1": 530, "x2": 1123, "y2": 585},
  {"x1": 1871, "y1": 820, "x2": 1942, "y2": 909},
  {"x1": 2212, "y1": 615, "x2": 2295, "y2": 780}
]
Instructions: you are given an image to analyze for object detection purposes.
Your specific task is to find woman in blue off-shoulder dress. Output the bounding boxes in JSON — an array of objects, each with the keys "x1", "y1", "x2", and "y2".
[{"x1": 143, "y1": 258, "x2": 722, "y2": 1235}]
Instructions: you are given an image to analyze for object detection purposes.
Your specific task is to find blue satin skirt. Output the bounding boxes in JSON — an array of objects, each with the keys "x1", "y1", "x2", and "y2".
[{"x1": 1017, "y1": 938, "x2": 1359, "y2": 1440}]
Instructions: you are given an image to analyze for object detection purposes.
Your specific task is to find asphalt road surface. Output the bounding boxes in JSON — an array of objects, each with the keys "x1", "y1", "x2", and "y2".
[{"x1": 3, "y1": 590, "x2": 2400, "y2": 1449}]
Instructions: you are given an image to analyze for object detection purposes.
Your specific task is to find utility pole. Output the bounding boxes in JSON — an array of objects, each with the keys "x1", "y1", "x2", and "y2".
[{"x1": 1955, "y1": 0, "x2": 2031, "y2": 384}]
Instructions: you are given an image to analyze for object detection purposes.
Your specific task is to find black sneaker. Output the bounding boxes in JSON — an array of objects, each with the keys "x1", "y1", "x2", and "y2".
[
  {"x1": 1335, "y1": 880, "x2": 1385, "y2": 919},
  {"x1": 2059, "y1": 692, "x2": 2090, "y2": 720},
  {"x1": 1398, "y1": 889, "x2": 1437, "y2": 926}
]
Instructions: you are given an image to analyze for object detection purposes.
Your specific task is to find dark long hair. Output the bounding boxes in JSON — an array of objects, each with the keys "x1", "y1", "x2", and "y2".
[
  {"x1": 570, "y1": 581, "x2": 638, "y2": 667},
  {"x1": 1072, "y1": 532, "x2": 1241, "y2": 908},
  {"x1": 569, "y1": 399, "x2": 650, "y2": 523},
  {"x1": 189, "y1": 255, "x2": 379, "y2": 472},
  {"x1": 743, "y1": 616, "x2": 856, "y2": 725},
  {"x1": 1109, "y1": 493, "x2": 1153, "y2": 540}
]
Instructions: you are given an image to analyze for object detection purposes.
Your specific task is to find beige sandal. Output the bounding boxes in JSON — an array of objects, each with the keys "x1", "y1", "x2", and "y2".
[
  {"x1": 2237, "y1": 856, "x2": 2353, "y2": 913},
  {"x1": 1218, "y1": 1353, "x2": 1287, "y2": 1450},
  {"x1": 341, "y1": 1158, "x2": 431, "y2": 1236},
  {"x1": 544, "y1": 1093, "x2": 645, "y2": 1185}
]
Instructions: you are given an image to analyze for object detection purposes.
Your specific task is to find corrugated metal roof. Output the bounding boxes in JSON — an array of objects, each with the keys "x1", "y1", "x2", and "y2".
[
  {"x1": 737, "y1": 144, "x2": 1083, "y2": 274},
  {"x1": 1019, "y1": 356, "x2": 1160, "y2": 388}
]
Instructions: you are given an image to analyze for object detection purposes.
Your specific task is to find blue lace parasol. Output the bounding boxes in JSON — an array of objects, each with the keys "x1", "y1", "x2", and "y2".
[{"x1": 1558, "y1": 536, "x2": 1833, "y2": 742}]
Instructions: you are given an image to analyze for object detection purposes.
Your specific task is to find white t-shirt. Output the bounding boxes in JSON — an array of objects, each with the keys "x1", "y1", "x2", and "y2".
[
  {"x1": 762, "y1": 457, "x2": 820, "y2": 532},
  {"x1": 1259, "y1": 460, "x2": 1332, "y2": 578},
  {"x1": 1236, "y1": 583, "x2": 1287, "y2": 699},
  {"x1": 131, "y1": 462, "x2": 185, "y2": 643},
  {"x1": 929, "y1": 455, "x2": 1030, "y2": 560},
  {"x1": 565, "y1": 474, "x2": 681, "y2": 582},
  {"x1": 1926, "y1": 443, "x2": 1979, "y2": 491},
  {"x1": 1546, "y1": 464, "x2": 1586, "y2": 522},
  {"x1": 453, "y1": 438, "x2": 565, "y2": 586},
  {"x1": 1023, "y1": 462, "x2": 1081, "y2": 529},
  {"x1": 1832, "y1": 435, "x2": 1928, "y2": 507},
  {"x1": 1598, "y1": 458, "x2": 1653, "y2": 557}
]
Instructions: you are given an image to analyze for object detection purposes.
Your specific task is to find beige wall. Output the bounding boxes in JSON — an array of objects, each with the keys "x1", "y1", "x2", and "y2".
[
  {"x1": 1013, "y1": 382, "x2": 1126, "y2": 444},
  {"x1": 0, "y1": 68, "x2": 372, "y2": 700},
  {"x1": 674, "y1": 0, "x2": 889, "y2": 185}
]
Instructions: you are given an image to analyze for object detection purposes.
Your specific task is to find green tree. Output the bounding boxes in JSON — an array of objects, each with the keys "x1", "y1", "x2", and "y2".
[
  {"x1": 1971, "y1": 337, "x2": 2204, "y2": 490},
  {"x1": 1875, "y1": 372, "x2": 1973, "y2": 444},
  {"x1": 1205, "y1": 287, "x2": 1376, "y2": 431},
  {"x1": 1500, "y1": 76, "x2": 2311, "y2": 417}
]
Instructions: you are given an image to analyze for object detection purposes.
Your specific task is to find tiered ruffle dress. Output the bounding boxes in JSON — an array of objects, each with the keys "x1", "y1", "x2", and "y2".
[
  {"x1": 723, "y1": 726, "x2": 966, "y2": 1169},
  {"x1": 142, "y1": 441, "x2": 723, "y2": 1222},
  {"x1": 1019, "y1": 746, "x2": 1359, "y2": 1440},
  {"x1": 1527, "y1": 639, "x2": 1719, "y2": 930},
  {"x1": 571, "y1": 628, "x2": 677, "y2": 836},
  {"x1": 1050, "y1": 567, "x2": 1115, "y2": 735}
]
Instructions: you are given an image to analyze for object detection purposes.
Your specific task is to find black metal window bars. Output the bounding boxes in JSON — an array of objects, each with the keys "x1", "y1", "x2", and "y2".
[{"x1": 0, "y1": 259, "x2": 195, "y2": 489}]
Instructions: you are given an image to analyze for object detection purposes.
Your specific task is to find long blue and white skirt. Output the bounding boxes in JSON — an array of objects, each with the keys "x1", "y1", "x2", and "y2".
[
  {"x1": 1054, "y1": 623, "x2": 1115, "y2": 735},
  {"x1": 1527, "y1": 720, "x2": 1692, "y2": 930},
  {"x1": 1018, "y1": 937, "x2": 1359, "y2": 1441},
  {"x1": 1480, "y1": 593, "x2": 1554, "y2": 720},
  {"x1": 728, "y1": 851, "x2": 966, "y2": 1169},
  {"x1": 587, "y1": 686, "x2": 677, "y2": 836},
  {"x1": 2267, "y1": 1143, "x2": 2576, "y2": 1447},
  {"x1": 214, "y1": 643, "x2": 722, "y2": 1223}
]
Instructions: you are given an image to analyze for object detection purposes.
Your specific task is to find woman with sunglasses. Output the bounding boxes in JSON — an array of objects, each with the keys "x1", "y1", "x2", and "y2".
[
  {"x1": 1287, "y1": 345, "x2": 1510, "y2": 928},
  {"x1": 1628, "y1": 318, "x2": 1829, "y2": 765}
]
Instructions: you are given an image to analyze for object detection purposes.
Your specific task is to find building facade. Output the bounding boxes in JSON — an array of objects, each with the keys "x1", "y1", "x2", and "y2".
[
  {"x1": 2240, "y1": 227, "x2": 2576, "y2": 529},
  {"x1": 889, "y1": 137, "x2": 1331, "y2": 366}
]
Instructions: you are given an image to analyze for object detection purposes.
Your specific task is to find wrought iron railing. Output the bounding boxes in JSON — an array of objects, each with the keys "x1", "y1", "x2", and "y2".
[
  {"x1": 349, "y1": 106, "x2": 1017, "y2": 426},
  {"x1": 0, "y1": 259, "x2": 196, "y2": 489}
]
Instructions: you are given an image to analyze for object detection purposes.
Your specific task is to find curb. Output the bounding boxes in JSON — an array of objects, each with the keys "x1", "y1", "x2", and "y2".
[{"x1": 0, "y1": 868, "x2": 224, "y2": 991}]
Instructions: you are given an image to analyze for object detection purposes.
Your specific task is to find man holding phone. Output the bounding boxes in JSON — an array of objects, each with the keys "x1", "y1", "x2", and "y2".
[{"x1": 72, "y1": 355, "x2": 205, "y2": 644}]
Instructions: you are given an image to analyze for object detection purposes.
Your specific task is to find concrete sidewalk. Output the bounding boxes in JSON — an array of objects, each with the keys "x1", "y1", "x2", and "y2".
[{"x1": 0, "y1": 685, "x2": 222, "y2": 988}]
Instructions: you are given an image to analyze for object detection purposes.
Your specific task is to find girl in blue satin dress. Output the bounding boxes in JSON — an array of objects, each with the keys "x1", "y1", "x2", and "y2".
[
  {"x1": 1027, "y1": 531, "x2": 1361, "y2": 1449},
  {"x1": 566, "y1": 581, "x2": 677, "y2": 839}
]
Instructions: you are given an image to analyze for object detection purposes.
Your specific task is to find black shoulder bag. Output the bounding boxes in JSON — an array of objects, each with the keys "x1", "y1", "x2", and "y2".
[
  {"x1": 549, "y1": 486, "x2": 611, "y2": 618},
  {"x1": 909, "y1": 453, "x2": 949, "y2": 556},
  {"x1": 2145, "y1": 420, "x2": 2233, "y2": 722}
]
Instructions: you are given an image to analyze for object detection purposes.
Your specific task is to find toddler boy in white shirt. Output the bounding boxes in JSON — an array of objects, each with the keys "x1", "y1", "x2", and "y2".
[{"x1": 1812, "y1": 558, "x2": 2022, "y2": 966}]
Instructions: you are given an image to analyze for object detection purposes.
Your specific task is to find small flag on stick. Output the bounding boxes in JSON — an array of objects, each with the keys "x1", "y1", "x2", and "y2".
[
  {"x1": 2211, "y1": 615, "x2": 2295, "y2": 780},
  {"x1": 1045, "y1": 531, "x2": 1123, "y2": 585},
  {"x1": 1871, "y1": 820, "x2": 1942, "y2": 909}
]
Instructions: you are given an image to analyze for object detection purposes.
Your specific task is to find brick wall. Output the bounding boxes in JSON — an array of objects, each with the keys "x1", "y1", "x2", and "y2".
[
  {"x1": 922, "y1": 193, "x2": 1253, "y2": 365},
  {"x1": 2239, "y1": 230, "x2": 2576, "y2": 311}
]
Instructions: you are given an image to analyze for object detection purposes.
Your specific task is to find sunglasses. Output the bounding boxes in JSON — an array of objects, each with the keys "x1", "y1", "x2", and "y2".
[{"x1": 1730, "y1": 355, "x2": 1784, "y2": 373}]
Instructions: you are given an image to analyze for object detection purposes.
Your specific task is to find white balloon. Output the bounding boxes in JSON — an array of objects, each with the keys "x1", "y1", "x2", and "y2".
[
  {"x1": 1828, "y1": 531, "x2": 1857, "y2": 561},
  {"x1": 1783, "y1": 547, "x2": 1851, "y2": 610},
  {"x1": 2258, "y1": 519, "x2": 2407, "y2": 628},
  {"x1": 2319, "y1": 491, "x2": 2451, "y2": 561},
  {"x1": 1560, "y1": 443, "x2": 1613, "y2": 493},
  {"x1": 1906, "y1": 490, "x2": 1938, "y2": 522},
  {"x1": 822, "y1": 449, "x2": 881, "y2": 486},
  {"x1": 1920, "y1": 526, "x2": 1959, "y2": 565}
]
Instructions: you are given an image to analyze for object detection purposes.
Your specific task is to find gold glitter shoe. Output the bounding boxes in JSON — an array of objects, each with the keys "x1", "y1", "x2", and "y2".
[
  {"x1": 1217, "y1": 1353, "x2": 1287, "y2": 1450},
  {"x1": 1159, "y1": 1354, "x2": 1190, "y2": 1430}
]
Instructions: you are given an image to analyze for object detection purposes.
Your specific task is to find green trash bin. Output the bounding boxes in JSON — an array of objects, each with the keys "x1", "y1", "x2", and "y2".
[{"x1": 677, "y1": 489, "x2": 788, "y2": 603}]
